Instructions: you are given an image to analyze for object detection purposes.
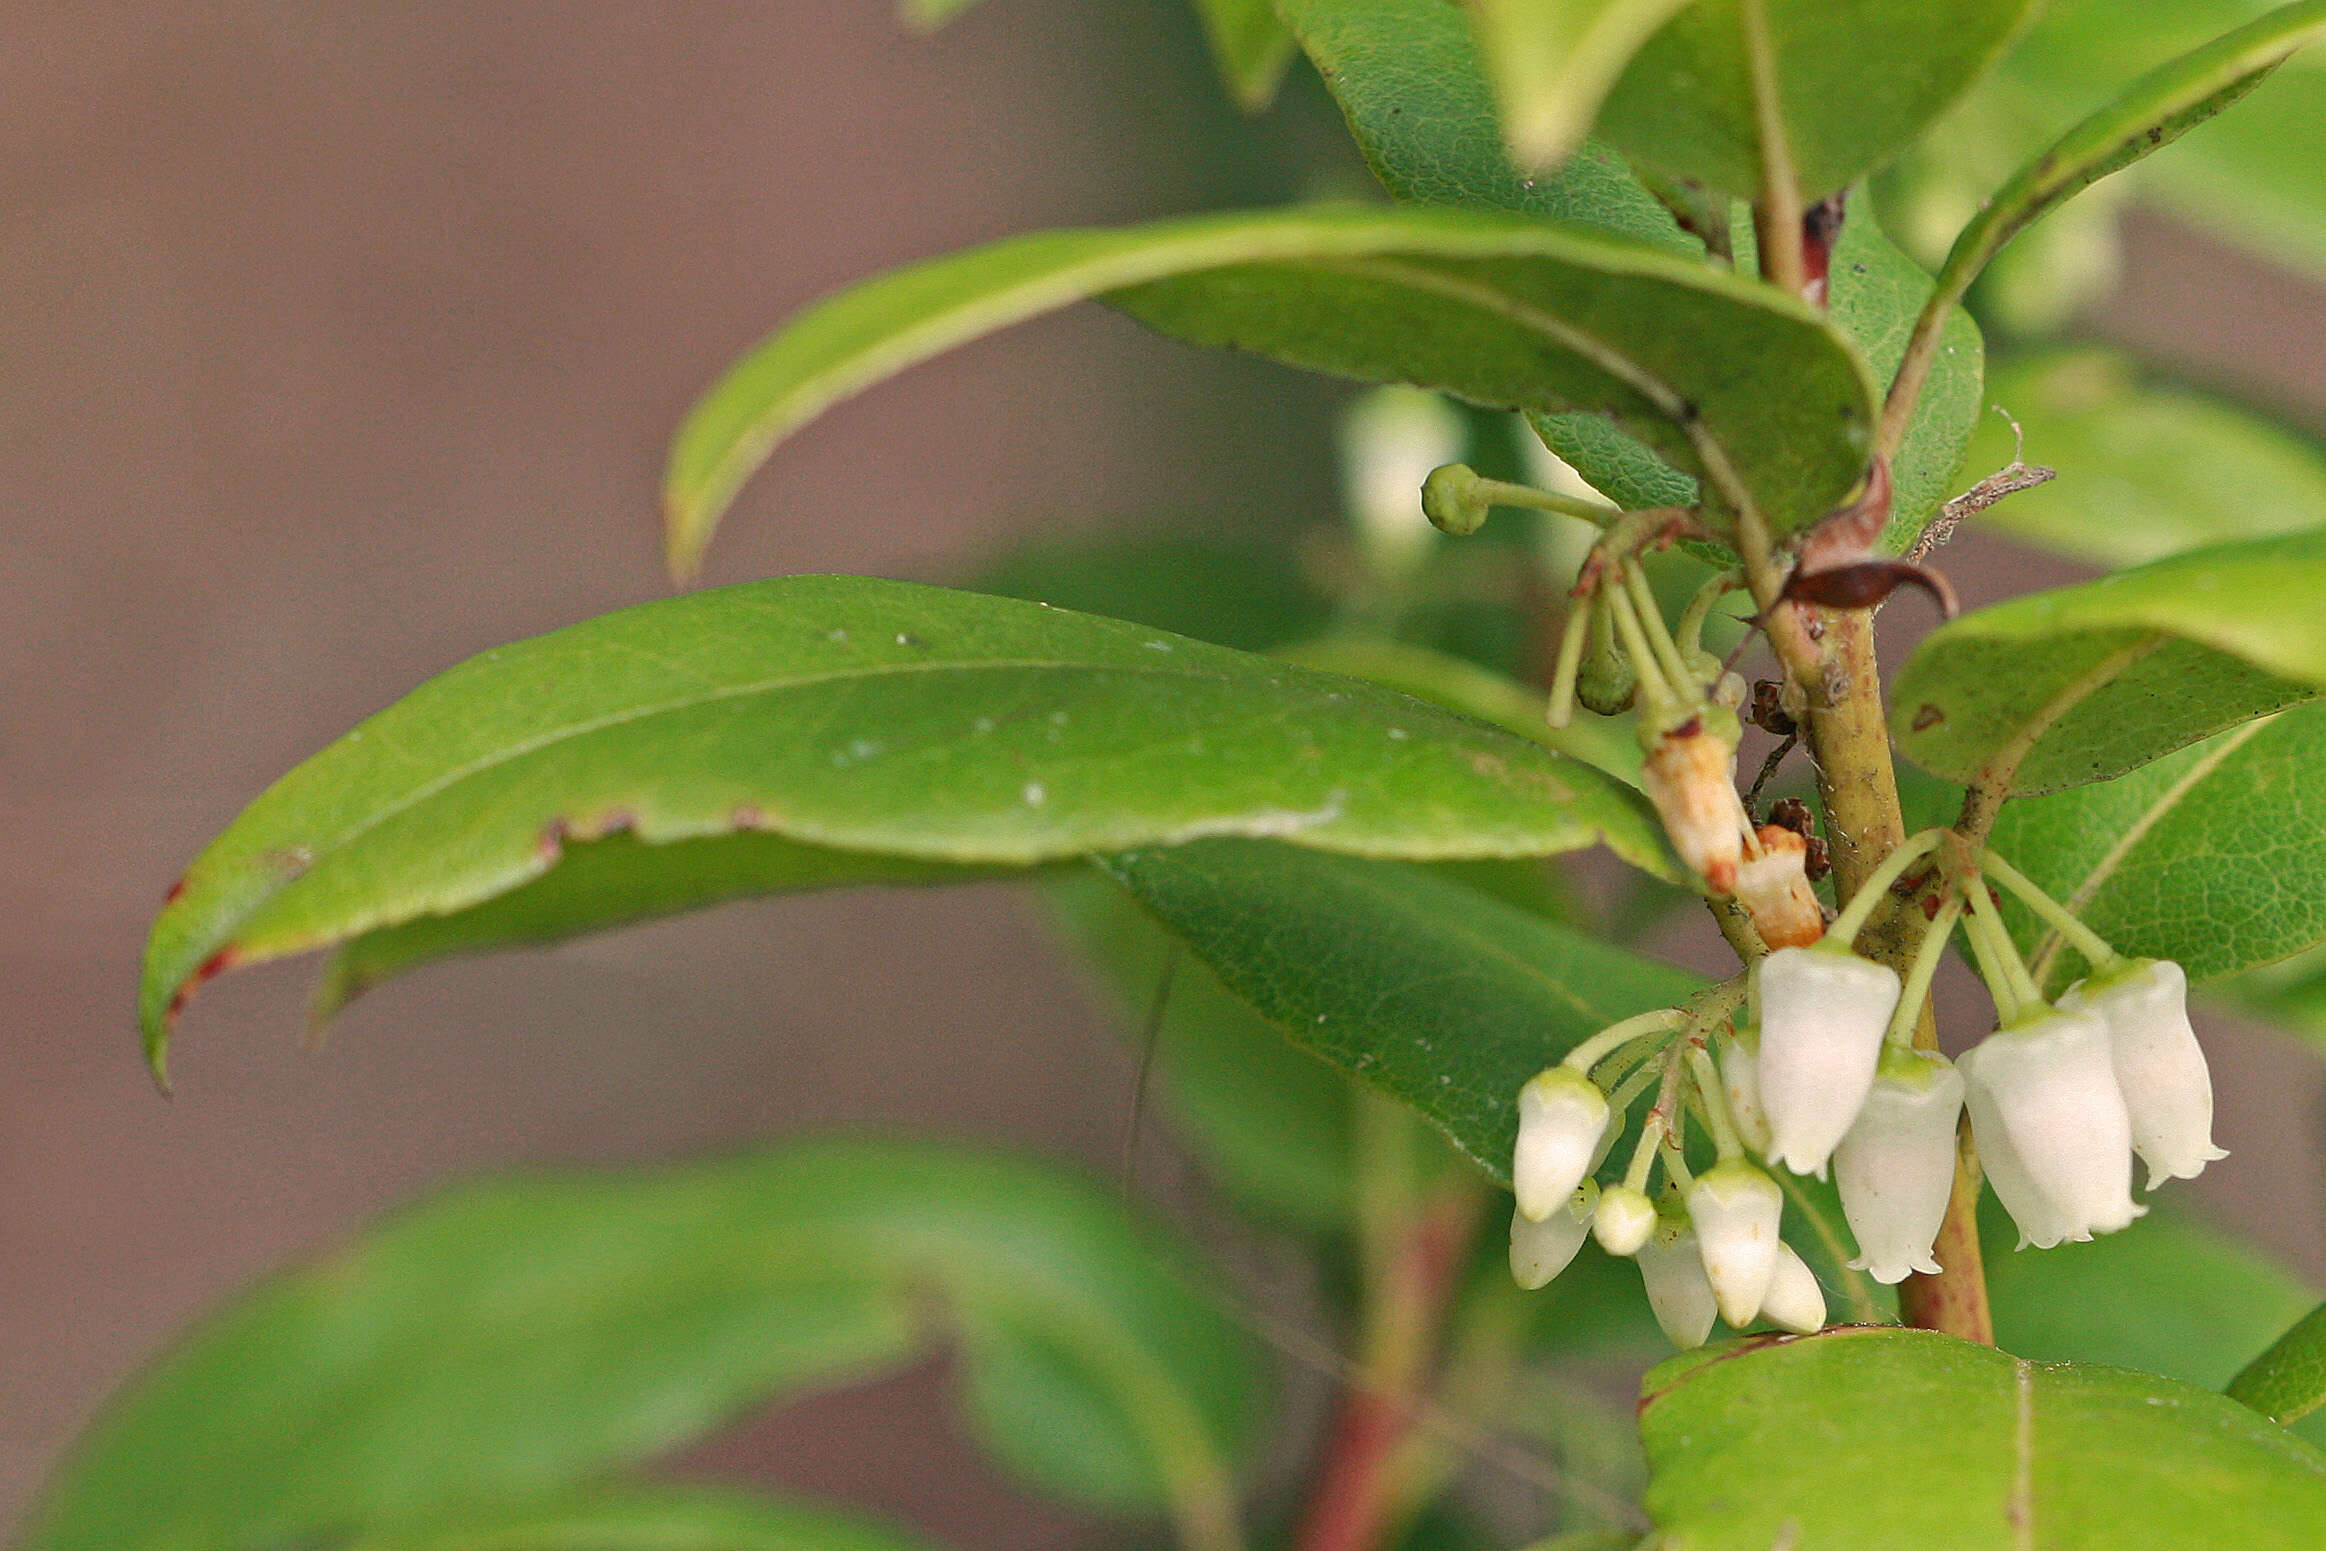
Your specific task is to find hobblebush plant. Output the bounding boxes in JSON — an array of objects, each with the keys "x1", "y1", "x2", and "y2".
[{"x1": 30, "y1": 2, "x2": 2326, "y2": 1549}]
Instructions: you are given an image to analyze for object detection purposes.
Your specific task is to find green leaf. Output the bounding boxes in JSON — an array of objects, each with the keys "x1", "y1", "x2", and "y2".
[
  {"x1": 1593, "y1": 0, "x2": 2038, "y2": 203},
  {"x1": 1466, "y1": 0, "x2": 1697, "y2": 171},
  {"x1": 971, "y1": 530, "x2": 1333, "y2": 653},
  {"x1": 314, "y1": 833, "x2": 994, "y2": 1025},
  {"x1": 143, "y1": 575, "x2": 1673, "y2": 1069},
  {"x1": 1042, "y1": 866, "x2": 1357, "y2": 1232},
  {"x1": 1888, "y1": 531, "x2": 2326, "y2": 793},
  {"x1": 1192, "y1": 0, "x2": 1297, "y2": 111},
  {"x1": 2233, "y1": 1303, "x2": 2326, "y2": 1428},
  {"x1": 345, "y1": 1488, "x2": 939, "y2": 1551},
  {"x1": 1917, "y1": 0, "x2": 2326, "y2": 342},
  {"x1": 1986, "y1": 1206, "x2": 2320, "y2": 1395},
  {"x1": 666, "y1": 204, "x2": 1878, "y2": 571},
  {"x1": 21, "y1": 1142, "x2": 1255, "y2": 1551},
  {"x1": 1640, "y1": 1327, "x2": 2326, "y2": 1549},
  {"x1": 1967, "y1": 348, "x2": 2326, "y2": 568},
  {"x1": 1987, "y1": 702, "x2": 2326, "y2": 985},
  {"x1": 1277, "y1": 0, "x2": 1694, "y2": 249},
  {"x1": 1818, "y1": 210, "x2": 1985, "y2": 550},
  {"x1": 1098, "y1": 838, "x2": 1697, "y2": 1182}
]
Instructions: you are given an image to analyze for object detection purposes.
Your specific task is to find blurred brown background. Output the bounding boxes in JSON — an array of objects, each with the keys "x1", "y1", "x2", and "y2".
[{"x1": 5, "y1": 5, "x2": 2325, "y2": 1547}]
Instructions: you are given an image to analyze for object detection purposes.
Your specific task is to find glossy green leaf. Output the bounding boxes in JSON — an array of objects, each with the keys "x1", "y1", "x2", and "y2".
[
  {"x1": 1277, "y1": 0, "x2": 1693, "y2": 249},
  {"x1": 313, "y1": 833, "x2": 992, "y2": 1025},
  {"x1": 1594, "y1": 0, "x2": 2038, "y2": 203},
  {"x1": 664, "y1": 209, "x2": 1880, "y2": 571},
  {"x1": 1915, "y1": 0, "x2": 2326, "y2": 349},
  {"x1": 1987, "y1": 1207, "x2": 2321, "y2": 1396},
  {"x1": 1098, "y1": 838, "x2": 1697, "y2": 1181},
  {"x1": 1467, "y1": 0, "x2": 1697, "y2": 171},
  {"x1": 1542, "y1": 197, "x2": 1985, "y2": 545},
  {"x1": 1192, "y1": 0, "x2": 1297, "y2": 110},
  {"x1": 1640, "y1": 1327, "x2": 2326, "y2": 1549},
  {"x1": 1987, "y1": 701, "x2": 2326, "y2": 986},
  {"x1": 2233, "y1": 1303, "x2": 2326, "y2": 1428},
  {"x1": 143, "y1": 575, "x2": 1674, "y2": 1069},
  {"x1": 1043, "y1": 867, "x2": 1357, "y2": 1232},
  {"x1": 345, "y1": 1488, "x2": 939, "y2": 1551},
  {"x1": 1888, "y1": 530, "x2": 2326, "y2": 793},
  {"x1": 1968, "y1": 349, "x2": 2326, "y2": 568},
  {"x1": 21, "y1": 1143, "x2": 1256, "y2": 1551}
]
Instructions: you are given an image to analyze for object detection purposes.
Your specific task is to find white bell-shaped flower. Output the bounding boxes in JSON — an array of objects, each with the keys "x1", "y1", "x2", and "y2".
[
  {"x1": 1720, "y1": 1026, "x2": 1774, "y2": 1157},
  {"x1": 1688, "y1": 1160, "x2": 1784, "y2": 1327},
  {"x1": 1513, "y1": 1066, "x2": 1610, "y2": 1221},
  {"x1": 1759, "y1": 1242, "x2": 1826, "y2": 1334},
  {"x1": 1960, "y1": 1069, "x2": 2067, "y2": 1250},
  {"x1": 2058, "y1": 958, "x2": 2226, "y2": 1188},
  {"x1": 1757, "y1": 946, "x2": 1903, "y2": 1179},
  {"x1": 1636, "y1": 1210, "x2": 1719, "y2": 1349},
  {"x1": 1510, "y1": 1181, "x2": 1598, "y2": 1290},
  {"x1": 1593, "y1": 1182, "x2": 1657, "y2": 1257},
  {"x1": 1960, "y1": 1006, "x2": 2143, "y2": 1244},
  {"x1": 1835, "y1": 1048, "x2": 1964, "y2": 1284}
]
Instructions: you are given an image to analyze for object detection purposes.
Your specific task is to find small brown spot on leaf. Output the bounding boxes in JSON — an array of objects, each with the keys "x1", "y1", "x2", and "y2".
[
  {"x1": 730, "y1": 804, "x2": 765, "y2": 830},
  {"x1": 1912, "y1": 704, "x2": 1946, "y2": 732},
  {"x1": 535, "y1": 819, "x2": 568, "y2": 865},
  {"x1": 163, "y1": 877, "x2": 187, "y2": 905}
]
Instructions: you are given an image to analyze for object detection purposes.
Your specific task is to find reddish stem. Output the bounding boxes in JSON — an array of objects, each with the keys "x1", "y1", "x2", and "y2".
[{"x1": 1292, "y1": 1185, "x2": 1481, "y2": 1551}]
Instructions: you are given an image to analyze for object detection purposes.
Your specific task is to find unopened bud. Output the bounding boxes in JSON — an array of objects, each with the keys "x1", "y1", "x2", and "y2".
[
  {"x1": 1961, "y1": 1007, "x2": 2143, "y2": 1244},
  {"x1": 1836, "y1": 1047, "x2": 1963, "y2": 1283},
  {"x1": 1688, "y1": 1160, "x2": 1784, "y2": 1327},
  {"x1": 1593, "y1": 1182, "x2": 1657, "y2": 1256},
  {"x1": 1419, "y1": 462, "x2": 1492, "y2": 536},
  {"x1": 1759, "y1": 1242, "x2": 1827, "y2": 1334},
  {"x1": 1514, "y1": 1066, "x2": 1610, "y2": 1221},
  {"x1": 1637, "y1": 1210, "x2": 1719, "y2": 1349},
  {"x1": 1510, "y1": 1181, "x2": 1598, "y2": 1290},
  {"x1": 1575, "y1": 604, "x2": 1637, "y2": 715},
  {"x1": 2058, "y1": 958, "x2": 2225, "y2": 1189},
  {"x1": 1643, "y1": 714, "x2": 1744, "y2": 894},
  {"x1": 1757, "y1": 945, "x2": 1902, "y2": 1178},
  {"x1": 1735, "y1": 825, "x2": 1826, "y2": 950}
]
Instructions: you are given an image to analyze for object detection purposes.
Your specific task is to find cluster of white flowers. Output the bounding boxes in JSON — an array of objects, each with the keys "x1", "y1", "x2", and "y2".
[{"x1": 1506, "y1": 830, "x2": 2224, "y2": 1348}]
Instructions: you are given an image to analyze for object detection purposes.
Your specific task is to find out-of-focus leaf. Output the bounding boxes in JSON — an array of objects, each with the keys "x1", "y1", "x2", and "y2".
[
  {"x1": 1908, "y1": 0, "x2": 2326, "y2": 359},
  {"x1": 1985, "y1": 1206, "x2": 2319, "y2": 1395},
  {"x1": 899, "y1": 0, "x2": 984, "y2": 31},
  {"x1": 1969, "y1": 348, "x2": 2326, "y2": 568},
  {"x1": 665, "y1": 205, "x2": 1875, "y2": 572},
  {"x1": 1192, "y1": 0, "x2": 1298, "y2": 111},
  {"x1": 1900, "y1": 0, "x2": 2326, "y2": 284},
  {"x1": 345, "y1": 1488, "x2": 938, "y2": 1551},
  {"x1": 144, "y1": 575, "x2": 1675, "y2": 1069},
  {"x1": 1640, "y1": 1327, "x2": 2326, "y2": 1549},
  {"x1": 2232, "y1": 1303, "x2": 2326, "y2": 1428},
  {"x1": 1888, "y1": 531, "x2": 2326, "y2": 792},
  {"x1": 1593, "y1": 0, "x2": 2038, "y2": 203},
  {"x1": 21, "y1": 1143, "x2": 1258, "y2": 1550},
  {"x1": 1987, "y1": 701, "x2": 2326, "y2": 985},
  {"x1": 1278, "y1": 0, "x2": 1692, "y2": 249},
  {"x1": 1466, "y1": 0, "x2": 1696, "y2": 171}
]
